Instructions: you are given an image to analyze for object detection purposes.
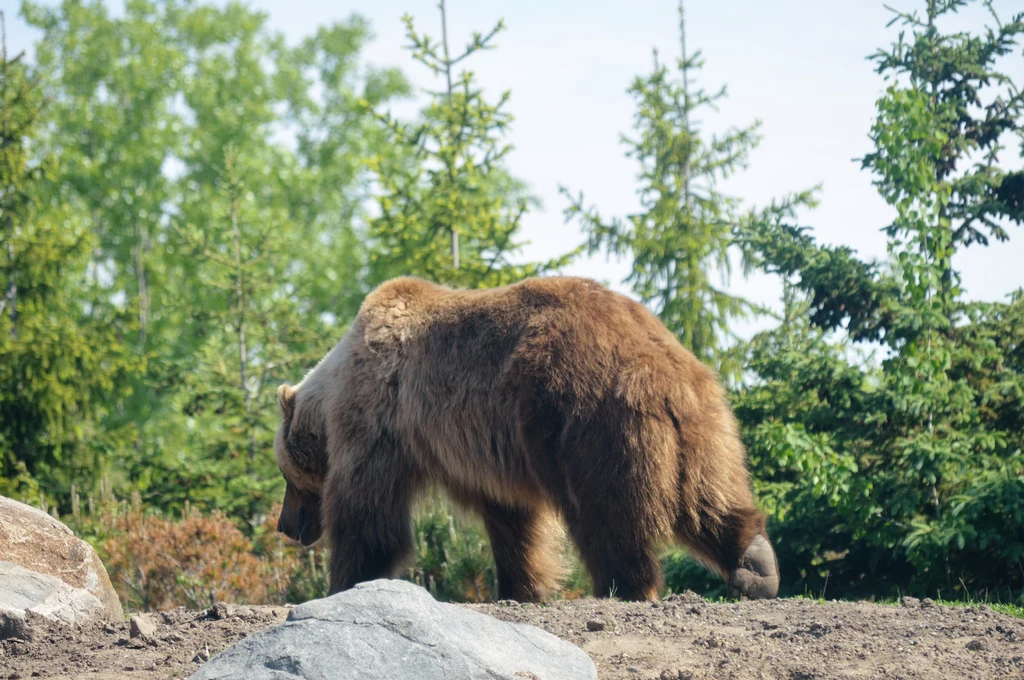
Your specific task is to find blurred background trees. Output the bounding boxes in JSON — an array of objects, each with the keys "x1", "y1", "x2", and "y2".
[{"x1": 1, "y1": 0, "x2": 1021, "y2": 607}]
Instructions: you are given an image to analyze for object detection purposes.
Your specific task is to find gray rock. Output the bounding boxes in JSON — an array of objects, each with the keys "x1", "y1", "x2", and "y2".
[
  {"x1": 0, "y1": 495, "x2": 122, "y2": 621},
  {"x1": 210, "y1": 602, "x2": 235, "y2": 620},
  {"x1": 0, "y1": 561, "x2": 106, "y2": 626},
  {"x1": 130, "y1": 613, "x2": 157, "y2": 639},
  {"x1": 190, "y1": 579, "x2": 596, "y2": 680},
  {"x1": 0, "y1": 609, "x2": 31, "y2": 641}
]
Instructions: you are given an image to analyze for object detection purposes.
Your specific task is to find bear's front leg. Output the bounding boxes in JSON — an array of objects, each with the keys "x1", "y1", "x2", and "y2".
[{"x1": 322, "y1": 444, "x2": 418, "y2": 595}]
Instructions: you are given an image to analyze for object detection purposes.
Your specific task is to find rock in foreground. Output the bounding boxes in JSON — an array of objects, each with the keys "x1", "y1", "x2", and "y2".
[
  {"x1": 189, "y1": 579, "x2": 597, "y2": 680},
  {"x1": 0, "y1": 562, "x2": 107, "y2": 633},
  {"x1": 0, "y1": 495, "x2": 123, "y2": 632}
]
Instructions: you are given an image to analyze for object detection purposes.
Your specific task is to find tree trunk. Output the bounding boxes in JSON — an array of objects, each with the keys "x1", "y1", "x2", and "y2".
[
  {"x1": 4, "y1": 214, "x2": 15, "y2": 339},
  {"x1": 134, "y1": 232, "x2": 150, "y2": 344},
  {"x1": 439, "y1": 0, "x2": 460, "y2": 271}
]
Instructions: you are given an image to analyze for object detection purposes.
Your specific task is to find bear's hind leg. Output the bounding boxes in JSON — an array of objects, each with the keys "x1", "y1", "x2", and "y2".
[
  {"x1": 558, "y1": 411, "x2": 677, "y2": 601},
  {"x1": 323, "y1": 441, "x2": 418, "y2": 595},
  {"x1": 566, "y1": 503, "x2": 664, "y2": 601},
  {"x1": 481, "y1": 500, "x2": 563, "y2": 602}
]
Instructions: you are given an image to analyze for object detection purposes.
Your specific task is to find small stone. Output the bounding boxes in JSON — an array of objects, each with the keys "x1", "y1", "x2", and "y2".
[
  {"x1": 210, "y1": 602, "x2": 235, "y2": 620},
  {"x1": 808, "y1": 621, "x2": 829, "y2": 637},
  {"x1": 586, "y1": 619, "x2": 606, "y2": 632},
  {"x1": 129, "y1": 614, "x2": 157, "y2": 639},
  {"x1": 966, "y1": 639, "x2": 988, "y2": 652},
  {"x1": 0, "y1": 611, "x2": 32, "y2": 642}
]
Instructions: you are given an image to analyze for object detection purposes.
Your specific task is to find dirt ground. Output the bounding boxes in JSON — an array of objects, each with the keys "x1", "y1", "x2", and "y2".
[
  {"x1": 472, "y1": 594, "x2": 1024, "y2": 679},
  {"x1": 1, "y1": 594, "x2": 1021, "y2": 680}
]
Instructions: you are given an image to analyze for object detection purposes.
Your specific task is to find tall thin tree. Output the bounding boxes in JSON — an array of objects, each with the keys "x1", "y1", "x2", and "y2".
[
  {"x1": 368, "y1": 7, "x2": 574, "y2": 288},
  {"x1": 561, "y1": 0, "x2": 768, "y2": 378}
]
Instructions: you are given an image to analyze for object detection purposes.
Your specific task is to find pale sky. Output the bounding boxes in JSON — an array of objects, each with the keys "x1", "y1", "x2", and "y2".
[{"x1": 7, "y1": 0, "x2": 1024, "y2": 335}]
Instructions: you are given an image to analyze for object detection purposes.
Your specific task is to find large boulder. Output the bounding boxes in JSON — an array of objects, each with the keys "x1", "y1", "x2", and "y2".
[
  {"x1": 0, "y1": 562, "x2": 107, "y2": 631},
  {"x1": 0, "y1": 495, "x2": 123, "y2": 628},
  {"x1": 189, "y1": 579, "x2": 597, "y2": 680}
]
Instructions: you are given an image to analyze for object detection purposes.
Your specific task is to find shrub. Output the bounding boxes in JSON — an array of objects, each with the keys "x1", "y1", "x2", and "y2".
[{"x1": 95, "y1": 500, "x2": 324, "y2": 611}]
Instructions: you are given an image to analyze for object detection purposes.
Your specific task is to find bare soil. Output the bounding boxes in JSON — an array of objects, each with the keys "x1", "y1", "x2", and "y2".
[
  {"x1": 471, "y1": 594, "x2": 1024, "y2": 679},
  {"x1": 0, "y1": 604, "x2": 289, "y2": 680},
  {"x1": 2, "y1": 595, "x2": 1022, "y2": 680}
]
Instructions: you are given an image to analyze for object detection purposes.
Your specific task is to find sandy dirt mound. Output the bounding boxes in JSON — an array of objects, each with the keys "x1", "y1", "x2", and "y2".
[
  {"x1": 1, "y1": 595, "x2": 1022, "y2": 679},
  {"x1": 0, "y1": 604, "x2": 289, "y2": 680},
  {"x1": 471, "y1": 594, "x2": 1024, "y2": 679}
]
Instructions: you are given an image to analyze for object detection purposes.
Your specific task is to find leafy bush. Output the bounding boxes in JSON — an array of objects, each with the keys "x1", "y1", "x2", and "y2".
[
  {"x1": 661, "y1": 551, "x2": 728, "y2": 599},
  {"x1": 83, "y1": 498, "x2": 323, "y2": 611},
  {"x1": 408, "y1": 503, "x2": 497, "y2": 602}
]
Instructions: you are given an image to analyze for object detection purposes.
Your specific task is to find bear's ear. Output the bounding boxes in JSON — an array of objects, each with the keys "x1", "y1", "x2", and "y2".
[{"x1": 278, "y1": 384, "x2": 297, "y2": 431}]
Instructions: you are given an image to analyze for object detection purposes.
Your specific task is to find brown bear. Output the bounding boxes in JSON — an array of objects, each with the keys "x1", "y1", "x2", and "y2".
[{"x1": 274, "y1": 276, "x2": 779, "y2": 602}]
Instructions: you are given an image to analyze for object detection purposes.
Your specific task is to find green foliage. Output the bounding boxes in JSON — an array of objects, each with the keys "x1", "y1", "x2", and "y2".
[
  {"x1": 17, "y1": 0, "x2": 408, "y2": 523},
  {"x1": 735, "y1": 0, "x2": 1024, "y2": 601},
  {"x1": 561, "y1": 2, "x2": 810, "y2": 379},
  {"x1": 661, "y1": 549, "x2": 728, "y2": 598},
  {"x1": 368, "y1": 3, "x2": 575, "y2": 289},
  {"x1": 0, "y1": 9, "x2": 139, "y2": 503},
  {"x1": 4, "y1": 0, "x2": 1023, "y2": 608},
  {"x1": 408, "y1": 499, "x2": 496, "y2": 602}
]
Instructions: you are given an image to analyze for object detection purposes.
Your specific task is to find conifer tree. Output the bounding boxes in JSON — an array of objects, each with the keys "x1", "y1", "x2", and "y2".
[
  {"x1": 368, "y1": 1, "x2": 574, "y2": 289},
  {"x1": 732, "y1": 0, "x2": 1024, "y2": 599},
  {"x1": 0, "y1": 9, "x2": 137, "y2": 503},
  {"x1": 863, "y1": 0, "x2": 1024, "y2": 322},
  {"x1": 561, "y1": 0, "x2": 800, "y2": 378}
]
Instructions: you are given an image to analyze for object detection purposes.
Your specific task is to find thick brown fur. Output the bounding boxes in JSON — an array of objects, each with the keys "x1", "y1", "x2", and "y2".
[{"x1": 274, "y1": 276, "x2": 775, "y2": 601}]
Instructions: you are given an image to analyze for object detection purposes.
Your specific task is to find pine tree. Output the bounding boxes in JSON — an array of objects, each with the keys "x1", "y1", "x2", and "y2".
[
  {"x1": 561, "y1": 0, "x2": 802, "y2": 378},
  {"x1": 0, "y1": 9, "x2": 138, "y2": 503},
  {"x1": 864, "y1": 0, "x2": 1024, "y2": 321},
  {"x1": 732, "y1": 0, "x2": 1024, "y2": 599},
  {"x1": 169, "y1": 146, "x2": 320, "y2": 523},
  {"x1": 368, "y1": 2, "x2": 575, "y2": 289}
]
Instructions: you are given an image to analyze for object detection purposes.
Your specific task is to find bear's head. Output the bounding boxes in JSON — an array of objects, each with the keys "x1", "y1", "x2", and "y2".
[{"x1": 274, "y1": 383, "x2": 327, "y2": 547}]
